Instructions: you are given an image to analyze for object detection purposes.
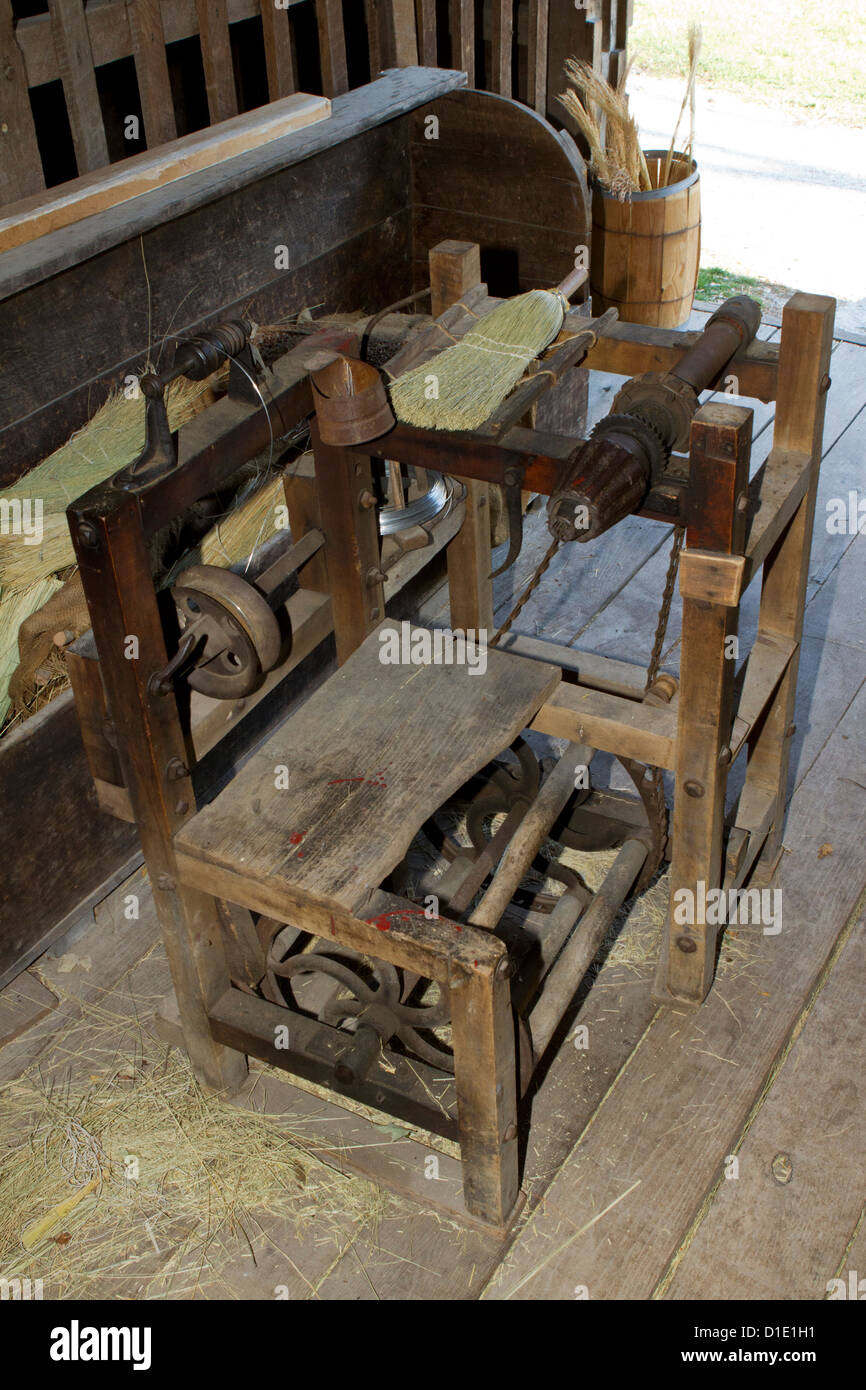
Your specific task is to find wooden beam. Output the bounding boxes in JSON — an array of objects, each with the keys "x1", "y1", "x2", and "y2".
[
  {"x1": 743, "y1": 448, "x2": 812, "y2": 586},
  {"x1": 127, "y1": 0, "x2": 177, "y2": 148},
  {"x1": 415, "y1": 0, "x2": 437, "y2": 66},
  {"x1": 728, "y1": 633, "x2": 796, "y2": 764},
  {"x1": 0, "y1": 0, "x2": 45, "y2": 203},
  {"x1": 532, "y1": 684, "x2": 678, "y2": 771},
  {"x1": 261, "y1": 0, "x2": 297, "y2": 99},
  {"x1": 0, "y1": 92, "x2": 330, "y2": 253},
  {"x1": 316, "y1": 0, "x2": 349, "y2": 97},
  {"x1": 46, "y1": 0, "x2": 110, "y2": 175},
  {"x1": 743, "y1": 294, "x2": 836, "y2": 880},
  {"x1": 581, "y1": 319, "x2": 781, "y2": 403},
  {"x1": 527, "y1": 0, "x2": 549, "y2": 114},
  {"x1": 449, "y1": 0, "x2": 474, "y2": 84},
  {"x1": 490, "y1": 0, "x2": 512, "y2": 95},
  {"x1": 195, "y1": 0, "x2": 238, "y2": 123},
  {"x1": 656, "y1": 405, "x2": 753, "y2": 1005}
]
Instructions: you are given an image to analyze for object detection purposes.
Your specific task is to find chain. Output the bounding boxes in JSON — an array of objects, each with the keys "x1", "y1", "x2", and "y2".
[
  {"x1": 489, "y1": 538, "x2": 562, "y2": 647},
  {"x1": 644, "y1": 525, "x2": 685, "y2": 694}
]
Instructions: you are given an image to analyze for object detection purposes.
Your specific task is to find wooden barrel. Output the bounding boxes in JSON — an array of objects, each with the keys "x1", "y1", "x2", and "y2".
[{"x1": 590, "y1": 151, "x2": 701, "y2": 328}]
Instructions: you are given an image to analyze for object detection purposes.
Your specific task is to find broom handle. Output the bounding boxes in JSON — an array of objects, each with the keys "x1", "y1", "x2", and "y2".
[{"x1": 555, "y1": 266, "x2": 589, "y2": 302}]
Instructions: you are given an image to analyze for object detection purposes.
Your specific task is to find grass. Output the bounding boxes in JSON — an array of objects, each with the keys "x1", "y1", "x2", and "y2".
[
  {"x1": 630, "y1": 0, "x2": 866, "y2": 126},
  {"x1": 696, "y1": 266, "x2": 796, "y2": 314}
]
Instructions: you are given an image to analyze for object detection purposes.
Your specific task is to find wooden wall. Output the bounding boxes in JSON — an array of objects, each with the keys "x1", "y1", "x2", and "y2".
[{"x1": 0, "y1": 1, "x2": 631, "y2": 207}]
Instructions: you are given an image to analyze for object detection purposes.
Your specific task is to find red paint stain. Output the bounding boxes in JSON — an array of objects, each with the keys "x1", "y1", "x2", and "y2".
[
  {"x1": 289, "y1": 831, "x2": 305, "y2": 845},
  {"x1": 364, "y1": 907, "x2": 425, "y2": 933},
  {"x1": 328, "y1": 766, "x2": 389, "y2": 789}
]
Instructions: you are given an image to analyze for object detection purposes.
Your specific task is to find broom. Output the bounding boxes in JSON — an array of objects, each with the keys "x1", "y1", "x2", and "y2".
[{"x1": 390, "y1": 267, "x2": 587, "y2": 432}]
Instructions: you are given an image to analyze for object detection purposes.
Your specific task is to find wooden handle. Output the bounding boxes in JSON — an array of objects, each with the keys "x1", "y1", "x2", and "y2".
[{"x1": 556, "y1": 266, "x2": 589, "y2": 301}]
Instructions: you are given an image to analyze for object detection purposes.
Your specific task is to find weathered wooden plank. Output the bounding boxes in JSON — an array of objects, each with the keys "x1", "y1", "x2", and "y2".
[
  {"x1": 0, "y1": 92, "x2": 330, "y2": 253},
  {"x1": 316, "y1": 0, "x2": 349, "y2": 97},
  {"x1": 490, "y1": 0, "x2": 513, "y2": 95},
  {"x1": 527, "y1": 0, "x2": 549, "y2": 114},
  {"x1": 666, "y1": 907, "x2": 866, "y2": 1300},
  {"x1": 532, "y1": 682, "x2": 678, "y2": 770},
  {"x1": 261, "y1": 0, "x2": 298, "y2": 99},
  {"x1": 0, "y1": 111, "x2": 414, "y2": 478},
  {"x1": 126, "y1": 0, "x2": 177, "y2": 148},
  {"x1": 449, "y1": 0, "x2": 474, "y2": 83},
  {"x1": 415, "y1": 0, "x2": 437, "y2": 66},
  {"x1": 46, "y1": 0, "x2": 110, "y2": 175},
  {"x1": 177, "y1": 620, "x2": 560, "y2": 915},
  {"x1": 0, "y1": 971, "x2": 57, "y2": 1048},
  {"x1": 0, "y1": 691, "x2": 140, "y2": 993},
  {"x1": 195, "y1": 0, "x2": 238, "y2": 123},
  {"x1": 0, "y1": 0, "x2": 45, "y2": 203},
  {"x1": 0, "y1": 67, "x2": 465, "y2": 305}
]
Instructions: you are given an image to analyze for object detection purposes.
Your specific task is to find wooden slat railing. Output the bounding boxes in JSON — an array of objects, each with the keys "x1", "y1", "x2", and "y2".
[{"x1": 1, "y1": 0, "x2": 631, "y2": 210}]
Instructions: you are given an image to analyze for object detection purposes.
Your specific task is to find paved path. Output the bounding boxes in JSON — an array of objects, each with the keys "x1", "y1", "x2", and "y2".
[{"x1": 629, "y1": 76, "x2": 866, "y2": 335}]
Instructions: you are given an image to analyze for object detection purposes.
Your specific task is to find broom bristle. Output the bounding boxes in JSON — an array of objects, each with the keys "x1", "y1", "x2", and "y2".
[{"x1": 390, "y1": 290, "x2": 565, "y2": 432}]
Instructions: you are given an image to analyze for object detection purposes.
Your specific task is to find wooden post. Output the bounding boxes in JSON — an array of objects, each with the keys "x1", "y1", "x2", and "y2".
[
  {"x1": 415, "y1": 0, "x2": 437, "y2": 66},
  {"x1": 742, "y1": 294, "x2": 835, "y2": 882},
  {"x1": 46, "y1": 0, "x2": 110, "y2": 174},
  {"x1": 490, "y1": 0, "x2": 513, "y2": 95},
  {"x1": 0, "y1": 0, "x2": 46, "y2": 201},
  {"x1": 427, "y1": 242, "x2": 495, "y2": 634},
  {"x1": 449, "y1": 954, "x2": 519, "y2": 1227},
  {"x1": 261, "y1": 0, "x2": 298, "y2": 100},
  {"x1": 654, "y1": 404, "x2": 753, "y2": 1005},
  {"x1": 127, "y1": 0, "x2": 177, "y2": 147},
  {"x1": 527, "y1": 0, "x2": 550, "y2": 114},
  {"x1": 310, "y1": 424, "x2": 384, "y2": 665},
  {"x1": 316, "y1": 0, "x2": 349, "y2": 97},
  {"x1": 69, "y1": 495, "x2": 246, "y2": 1093},
  {"x1": 195, "y1": 0, "x2": 238, "y2": 123},
  {"x1": 449, "y1": 0, "x2": 474, "y2": 84}
]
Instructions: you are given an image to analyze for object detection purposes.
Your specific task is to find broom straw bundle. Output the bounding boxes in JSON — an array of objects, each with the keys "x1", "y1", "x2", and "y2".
[{"x1": 390, "y1": 268, "x2": 585, "y2": 432}]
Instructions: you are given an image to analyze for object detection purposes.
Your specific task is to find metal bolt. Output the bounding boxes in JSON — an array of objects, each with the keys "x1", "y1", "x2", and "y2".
[
  {"x1": 820, "y1": 374, "x2": 831, "y2": 395},
  {"x1": 718, "y1": 745, "x2": 732, "y2": 766},
  {"x1": 369, "y1": 607, "x2": 381, "y2": 621},
  {"x1": 165, "y1": 757, "x2": 188, "y2": 781},
  {"x1": 156, "y1": 873, "x2": 175, "y2": 892},
  {"x1": 358, "y1": 490, "x2": 377, "y2": 509},
  {"x1": 503, "y1": 1122, "x2": 518, "y2": 1142},
  {"x1": 495, "y1": 955, "x2": 515, "y2": 980},
  {"x1": 736, "y1": 493, "x2": 750, "y2": 514},
  {"x1": 366, "y1": 567, "x2": 386, "y2": 587},
  {"x1": 676, "y1": 934, "x2": 697, "y2": 954},
  {"x1": 684, "y1": 780, "x2": 705, "y2": 798},
  {"x1": 786, "y1": 722, "x2": 797, "y2": 738},
  {"x1": 78, "y1": 521, "x2": 99, "y2": 548},
  {"x1": 175, "y1": 800, "x2": 189, "y2": 815}
]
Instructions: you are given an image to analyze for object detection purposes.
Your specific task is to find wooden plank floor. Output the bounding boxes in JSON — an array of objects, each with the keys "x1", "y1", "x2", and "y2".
[{"x1": 1, "y1": 312, "x2": 864, "y2": 1300}]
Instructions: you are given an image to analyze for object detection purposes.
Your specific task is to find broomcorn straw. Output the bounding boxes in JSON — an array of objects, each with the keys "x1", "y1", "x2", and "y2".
[{"x1": 389, "y1": 288, "x2": 567, "y2": 432}]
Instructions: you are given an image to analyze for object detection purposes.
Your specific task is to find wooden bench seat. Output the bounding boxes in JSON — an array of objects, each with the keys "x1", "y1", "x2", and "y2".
[{"x1": 175, "y1": 621, "x2": 560, "y2": 920}]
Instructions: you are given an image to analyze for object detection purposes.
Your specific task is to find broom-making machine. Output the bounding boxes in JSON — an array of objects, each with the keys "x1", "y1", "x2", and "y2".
[{"x1": 68, "y1": 241, "x2": 834, "y2": 1227}]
